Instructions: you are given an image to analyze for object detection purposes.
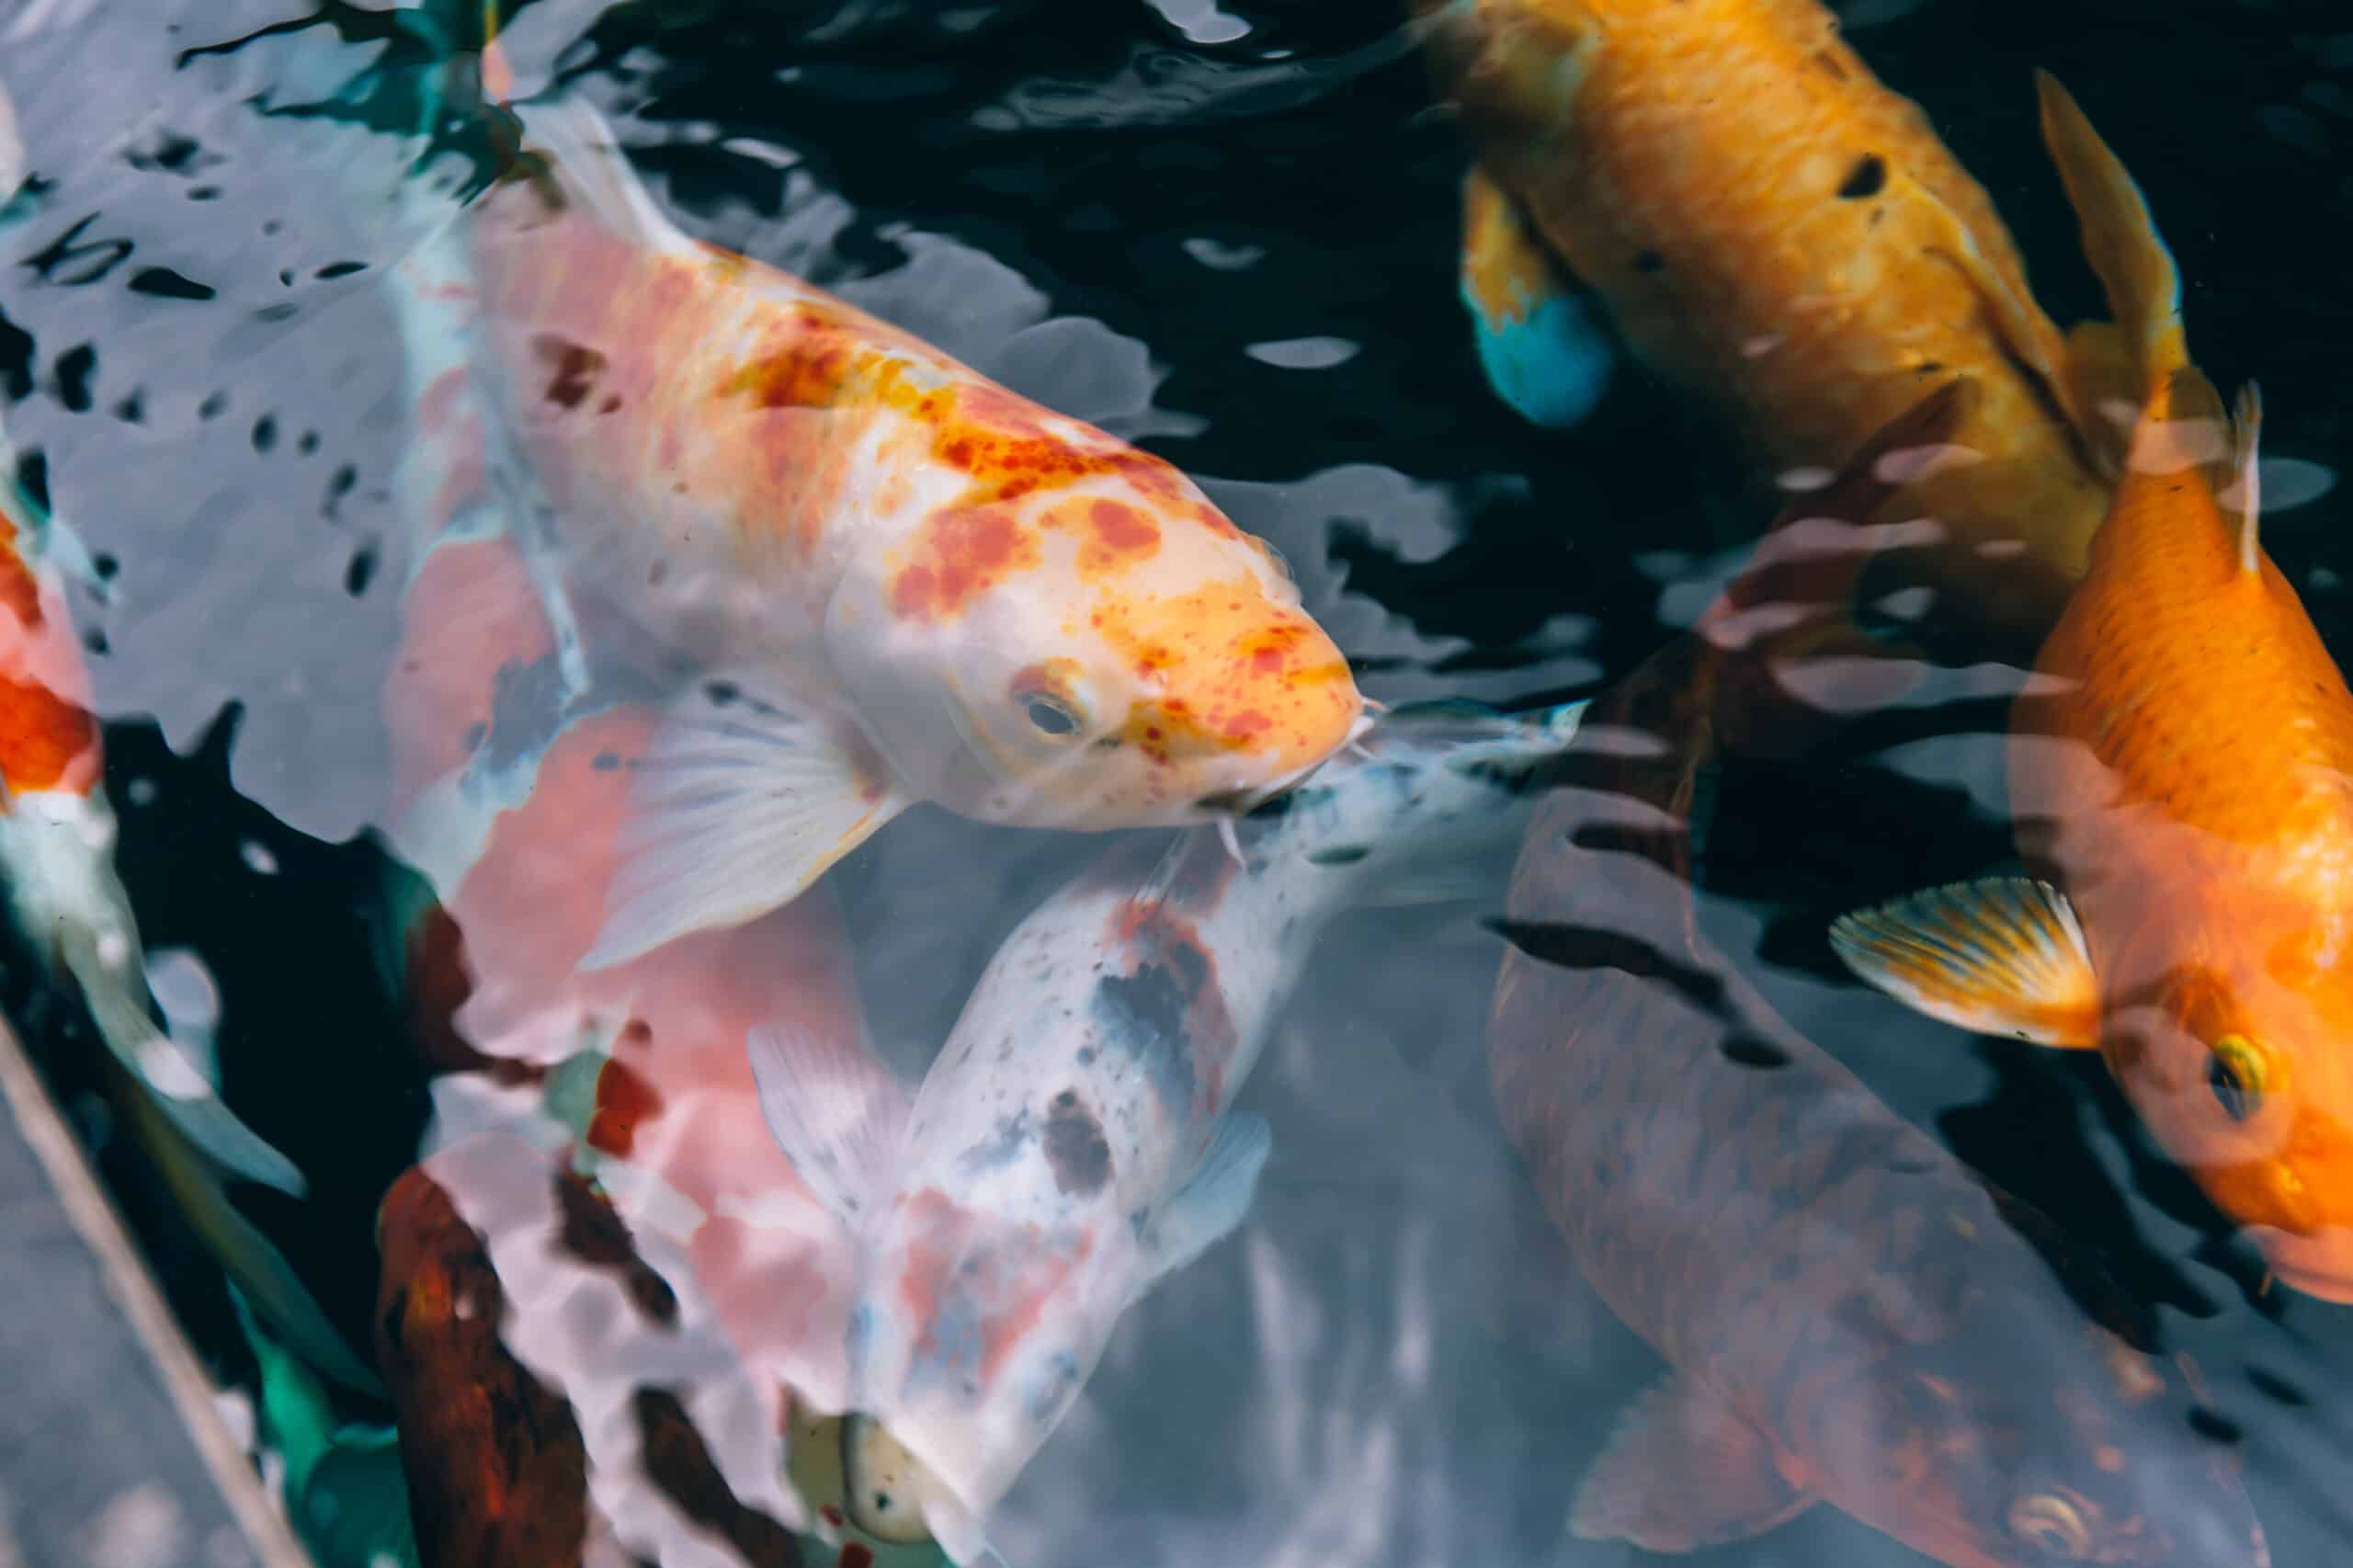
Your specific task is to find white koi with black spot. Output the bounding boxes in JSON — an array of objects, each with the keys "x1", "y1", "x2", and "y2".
[{"x1": 749, "y1": 699, "x2": 1587, "y2": 1562}]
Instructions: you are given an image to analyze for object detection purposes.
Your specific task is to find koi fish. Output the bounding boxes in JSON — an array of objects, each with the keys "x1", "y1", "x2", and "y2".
[
  {"x1": 376, "y1": 117, "x2": 944, "y2": 1560},
  {"x1": 387, "y1": 59, "x2": 1364, "y2": 969},
  {"x1": 0, "y1": 409, "x2": 310, "y2": 1194},
  {"x1": 749, "y1": 697, "x2": 1589, "y2": 1562},
  {"x1": 1833, "y1": 76, "x2": 2353, "y2": 1304},
  {"x1": 1411, "y1": 0, "x2": 2183, "y2": 653},
  {"x1": 1485, "y1": 389, "x2": 2270, "y2": 1566}
]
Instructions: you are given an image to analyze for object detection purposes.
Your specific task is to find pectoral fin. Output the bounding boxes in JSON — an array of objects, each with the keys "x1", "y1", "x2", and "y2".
[
  {"x1": 1460, "y1": 166, "x2": 1613, "y2": 429},
  {"x1": 1569, "y1": 1371, "x2": 1816, "y2": 1550},
  {"x1": 580, "y1": 679, "x2": 909, "y2": 970},
  {"x1": 745, "y1": 1017, "x2": 912, "y2": 1232},
  {"x1": 1829, "y1": 876, "x2": 2101, "y2": 1047},
  {"x1": 1131, "y1": 1110, "x2": 1270, "y2": 1303}
]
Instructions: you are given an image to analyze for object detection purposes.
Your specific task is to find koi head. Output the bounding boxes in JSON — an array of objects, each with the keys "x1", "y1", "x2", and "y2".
[
  {"x1": 829, "y1": 460, "x2": 1364, "y2": 833},
  {"x1": 1810, "y1": 1312, "x2": 2267, "y2": 1566},
  {"x1": 2099, "y1": 919, "x2": 2353, "y2": 1302}
]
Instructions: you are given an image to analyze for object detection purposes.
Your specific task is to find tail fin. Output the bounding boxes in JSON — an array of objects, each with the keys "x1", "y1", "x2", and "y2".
[
  {"x1": 2036, "y1": 71, "x2": 2188, "y2": 393},
  {"x1": 59, "y1": 925, "x2": 309, "y2": 1199}
]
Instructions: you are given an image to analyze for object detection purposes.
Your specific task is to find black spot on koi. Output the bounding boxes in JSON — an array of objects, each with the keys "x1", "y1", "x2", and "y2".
[
  {"x1": 1838, "y1": 154, "x2": 1887, "y2": 199},
  {"x1": 1043, "y1": 1090, "x2": 1112, "y2": 1197}
]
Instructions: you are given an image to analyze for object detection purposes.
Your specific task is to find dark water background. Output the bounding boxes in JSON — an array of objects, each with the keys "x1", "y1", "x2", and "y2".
[{"x1": 1, "y1": 0, "x2": 2350, "y2": 1563}]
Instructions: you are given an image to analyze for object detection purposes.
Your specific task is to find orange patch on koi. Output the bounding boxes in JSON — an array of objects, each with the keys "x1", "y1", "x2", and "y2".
[{"x1": 0, "y1": 671, "x2": 97, "y2": 796}]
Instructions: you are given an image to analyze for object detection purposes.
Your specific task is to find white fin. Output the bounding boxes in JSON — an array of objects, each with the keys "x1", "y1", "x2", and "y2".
[
  {"x1": 580, "y1": 682, "x2": 909, "y2": 970},
  {"x1": 58, "y1": 926, "x2": 308, "y2": 1198},
  {"x1": 2232, "y1": 382, "x2": 2264, "y2": 574},
  {"x1": 745, "y1": 1018, "x2": 911, "y2": 1231},
  {"x1": 1829, "y1": 876, "x2": 2101, "y2": 1049},
  {"x1": 142, "y1": 947, "x2": 222, "y2": 1084},
  {"x1": 1132, "y1": 1111, "x2": 1270, "y2": 1302},
  {"x1": 1569, "y1": 1371, "x2": 1815, "y2": 1550},
  {"x1": 508, "y1": 92, "x2": 701, "y2": 260},
  {"x1": 120, "y1": 1089, "x2": 380, "y2": 1394}
]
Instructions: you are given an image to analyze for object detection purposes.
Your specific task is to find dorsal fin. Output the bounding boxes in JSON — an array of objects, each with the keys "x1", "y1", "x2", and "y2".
[
  {"x1": 2036, "y1": 71, "x2": 2188, "y2": 394},
  {"x1": 2230, "y1": 382, "x2": 2265, "y2": 574}
]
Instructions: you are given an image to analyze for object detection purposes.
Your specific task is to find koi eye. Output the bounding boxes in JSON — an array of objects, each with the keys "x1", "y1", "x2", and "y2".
[
  {"x1": 1023, "y1": 692, "x2": 1083, "y2": 738},
  {"x1": 2208, "y1": 1034, "x2": 2267, "y2": 1120},
  {"x1": 2006, "y1": 1493, "x2": 2093, "y2": 1559}
]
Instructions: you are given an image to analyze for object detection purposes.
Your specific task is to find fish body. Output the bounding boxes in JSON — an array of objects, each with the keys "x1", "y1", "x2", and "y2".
[
  {"x1": 397, "y1": 75, "x2": 1362, "y2": 968},
  {"x1": 1833, "y1": 77, "x2": 2353, "y2": 1302},
  {"x1": 752, "y1": 698, "x2": 1588, "y2": 1562},
  {"x1": 1414, "y1": 0, "x2": 2144, "y2": 652},
  {"x1": 1486, "y1": 393, "x2": 2269, "y2": 1565}
]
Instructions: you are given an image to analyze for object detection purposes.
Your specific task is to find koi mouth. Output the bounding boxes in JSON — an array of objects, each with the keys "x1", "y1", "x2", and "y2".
[{"x1": 1197, "y1": 710, "x2": 1375, "y2": 817}]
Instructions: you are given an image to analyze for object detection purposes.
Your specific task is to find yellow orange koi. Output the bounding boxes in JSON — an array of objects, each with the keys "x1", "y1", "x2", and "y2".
[{"x1": 1414, "y1": 0, "x2": 2172, "y2": 655}]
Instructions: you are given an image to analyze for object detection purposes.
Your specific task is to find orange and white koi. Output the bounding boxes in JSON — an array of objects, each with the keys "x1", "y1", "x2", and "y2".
[
  {"x1": 1834, "y1": 78, "x2": 2353, "y2": 1303},
  {"x1": 749, "y1": 698, "x2": 1586, "y2": 1562},
  {"x1": 382, "y1": 65, "x2": 1364, "y2": 970},
  {"x1": 1412, "y1": 0, "x2": 2201, "y2": 653}
]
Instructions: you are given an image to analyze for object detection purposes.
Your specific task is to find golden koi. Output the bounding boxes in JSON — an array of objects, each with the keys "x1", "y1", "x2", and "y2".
[
  {"x1": 399, "y1": 63, "x2": 1363, "y2": 969},
  {"x1": 1835, "y1": 77, "x2": 2353, "y2": 1302},
  {"x1": 1412, "y1": 0, "x2": 2177, "y2": 654}
]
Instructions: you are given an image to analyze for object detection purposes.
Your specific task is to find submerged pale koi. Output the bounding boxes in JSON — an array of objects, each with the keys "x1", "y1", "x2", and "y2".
[
  {"x1": 750, "y1": 697, "x2": 1586, "y2": 1562},
  {"x1": 1487, "y1": 388, "x2": 2270, "y2": 1567}
]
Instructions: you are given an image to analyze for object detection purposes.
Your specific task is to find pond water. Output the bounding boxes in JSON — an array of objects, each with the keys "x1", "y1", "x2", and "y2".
[{"x1": 0, "y1": 1, "x2": 2348, "y2": 1566}]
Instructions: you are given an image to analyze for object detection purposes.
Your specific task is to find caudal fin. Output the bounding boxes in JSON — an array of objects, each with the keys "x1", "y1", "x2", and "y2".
[{"x1": 62, "y1": 928, "x2": 310, "y2": 1199}]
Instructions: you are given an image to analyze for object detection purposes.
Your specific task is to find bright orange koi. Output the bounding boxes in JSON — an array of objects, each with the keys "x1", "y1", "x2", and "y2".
[
  {"x1": 1835, "y1": 78, "x2": 2353, "y2": 1303},
  {"x1": 391, "y1": 63, "x2": 1362, "y2": 969},
  {"x1": 1413, "y1": 0, "x2": 2169, "y2": 654}
]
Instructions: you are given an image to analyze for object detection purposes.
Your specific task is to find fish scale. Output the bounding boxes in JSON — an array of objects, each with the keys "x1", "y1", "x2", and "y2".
[{"x1": 2032, "y1": 472, "x2": 2353, "y2": 858}]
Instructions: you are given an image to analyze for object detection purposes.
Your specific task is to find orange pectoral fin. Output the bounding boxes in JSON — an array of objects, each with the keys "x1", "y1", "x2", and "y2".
[{"x1": 1829, "y1": 876, "x2": 2102, "y2": 1048}]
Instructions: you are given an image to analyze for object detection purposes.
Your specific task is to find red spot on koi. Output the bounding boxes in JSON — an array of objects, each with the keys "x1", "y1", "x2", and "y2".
[
  {"x1": 889, "y1": 506, "x2": 1039, "y2": 621},
  {"x1": 587, "y1": 1056, "x2": 665, "y2": 1159},
  {"x1": 895, "y1": 1187, "x2": 1092, "y2": 1385},
  {"x1": 0, "y1": 540, "x2": 42, "y2": 630}
]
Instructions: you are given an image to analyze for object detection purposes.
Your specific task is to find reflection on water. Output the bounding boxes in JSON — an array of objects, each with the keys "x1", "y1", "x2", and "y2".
[{"x1": 0, "y1": 2, "x2": 2348, "y2": 1567}]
